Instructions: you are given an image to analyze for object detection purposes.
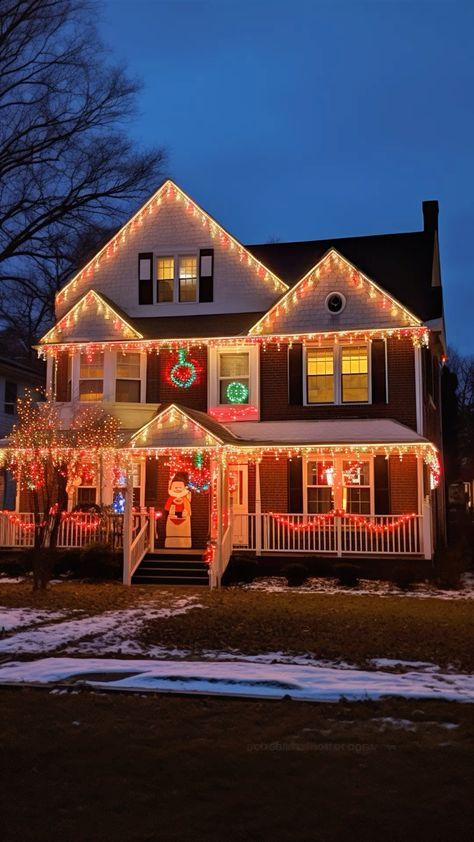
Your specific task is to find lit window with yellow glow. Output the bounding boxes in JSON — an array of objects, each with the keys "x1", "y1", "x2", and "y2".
[
  {"x1": 307, "y1": 349, "x2": 334, "y2": 403},
  {"x1": 178, "y1": 256, "x2": 197, "y2": 302},
  {"x1": 79, "y1": 352, "x2": 104, "y2": 401},
  {"x1": 157, "y1": 257, "x2": 174, "y2": 303},
  {"x1": 341, "y1": 346, "x2": 369, "y2": 403},
  {"x1": 116, "y1": 352, "x2": 141, "y2": 402},
  {"x1": 342, "y1": 460, "x2": 371, "y2": 513},
  {"x1": 306, "y1": 459, "x2": 334, "y2": 512}
]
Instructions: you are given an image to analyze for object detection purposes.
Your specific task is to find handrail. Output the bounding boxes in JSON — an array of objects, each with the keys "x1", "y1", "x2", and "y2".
[{"x1": 129, "y1": 519, "x2": 150, "y2": 579}]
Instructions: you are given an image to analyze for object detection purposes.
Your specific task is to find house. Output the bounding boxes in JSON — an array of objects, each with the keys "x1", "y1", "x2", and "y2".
[
  {"x1": 5, "y1": 180, "x2": 446, "y2": 586},
  {"x1": 0, "y1": 356, "x2": 44, "y2": 509}
]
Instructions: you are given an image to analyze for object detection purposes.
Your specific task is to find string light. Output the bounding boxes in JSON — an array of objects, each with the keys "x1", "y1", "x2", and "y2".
[
  {"x1": 269, "y1": 511, "x2": 418, "y2": 533},
  {"x1": 169, "y1": 348, "x2": 199, "y2": 389}
]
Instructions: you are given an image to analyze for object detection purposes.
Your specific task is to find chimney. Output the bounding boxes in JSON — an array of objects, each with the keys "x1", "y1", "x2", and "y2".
[{"x1": 422, "y1": 200, "x2": 439, "y2": 232}]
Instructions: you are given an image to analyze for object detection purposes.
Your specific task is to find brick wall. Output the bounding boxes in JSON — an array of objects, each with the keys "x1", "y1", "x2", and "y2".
[
  {"x1": 259, "y1": 455, "x2": 288, "y2": 512},
  {"x1": 158, "y1": 346, "x2": 208, "y2": 411},
  {"x1": 389, "y1": 455, "x2": 418, "y2": 514},
  {"x1": 260, "y1": 337, "x2": 417, "y2": 429}
]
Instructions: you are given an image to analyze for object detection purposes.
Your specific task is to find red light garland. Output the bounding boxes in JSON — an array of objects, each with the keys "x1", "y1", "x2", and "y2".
[{"x1": 270, "y1": 511, "x2": 418, "y2": 532}]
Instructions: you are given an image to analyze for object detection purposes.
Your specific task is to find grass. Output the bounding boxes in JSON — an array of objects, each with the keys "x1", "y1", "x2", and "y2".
[
  {"x1": 1, "y1": 581, "x2": 473, "y2": 671},
  {"x1": 0, "y1": 688, "x2": 473, "y2": 842}
]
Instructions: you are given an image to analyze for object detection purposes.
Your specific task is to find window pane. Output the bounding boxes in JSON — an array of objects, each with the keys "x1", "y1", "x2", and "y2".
[
  {"x1": 219, "y1": 353, "x2": 249, "y2": 378},
  {"x1": 178, "y1": 255, "x2": 197, "y2": 302},
  {"x1": 80, "y1": 352, "x2": 104, "y2": 378},
  {"x1": 79, "y1": 380, "x2": 103, "y2": 401},
  {"x1": 346, "y1": 488, "x2": 371, "y2": 514},
  {"x1": 307, "y1": 461, "x2": 334, "y2": 487},
  {"x1": 157, "y1": 256, "x2": 174, "y2": 302},
  {"x1": 307, "y1": 349, "x2": 334, "y2": 403},
  {"x1": 341, "y1": 346, "x2": 368, "y2": 402},
  {"x1": 116, "y1": 353, "x2": 141, "y2": 379},
  {"x1": 343, "y1": 460, "x2": 370, "y2": 485},
  {"x1": 77, "y1": 487, "x2": 96, "y2": 505},
  {"x1": 220, "y1": 378, "x2": 249, "y2": 404},
  {"x1": 115, "y1": 379, "x2": 140, "y2": 402},
  {"x1": 307, "y1": 487, "x2": 333, "y2": 513}
]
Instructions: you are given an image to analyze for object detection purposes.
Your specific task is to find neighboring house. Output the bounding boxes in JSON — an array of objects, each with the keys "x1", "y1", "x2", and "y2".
[
  {"x1": 11, "y1": 180, "x2": 447, "y2": 584},
  {"x1": 0, "y1": 356, "x2": 44, "y2": 508}
]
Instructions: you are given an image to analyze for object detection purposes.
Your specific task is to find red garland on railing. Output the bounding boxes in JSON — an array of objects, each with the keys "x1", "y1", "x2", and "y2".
[
  {"x1": 0, "y1": 511, "x2": 39, "y2": 531},
  {"x1": 269, "y1": 511, "x2": 418, "y2": 533}
]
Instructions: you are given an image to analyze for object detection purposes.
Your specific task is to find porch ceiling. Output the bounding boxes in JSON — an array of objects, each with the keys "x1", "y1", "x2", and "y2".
[{"x1": 225, "y1": 418, "x2": 430, "y2": 446}]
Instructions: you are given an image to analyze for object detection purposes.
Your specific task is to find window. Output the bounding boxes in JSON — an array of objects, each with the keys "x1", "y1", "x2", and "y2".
[
  {"x1": 218, "y1": 352, "x2": 250, "y2": 405},
  {"x1": 306, "y1": 460, "x2": 334, "y2": 513},
  {"x1": 79, "y1": 351, "x2": 104, "y2": 401},
  {"x1": 178, "y1": 255, "x2": 197, "y2": 302},
  {"x1": 157, "y1": 257, "x2": 174, "y2": 303},
  {"x1": 341, "y1": 346, "x2": 369, "y2": 403},
  {"x1": 77, "y1": 486, "x2": 97, "y2": 506},
  {"x1": 343, "y1": 460, "x2": 371, "y2": 513},
  {"x1": 4, "y1": 381, "x2": 17, "y2": 415},
  {"x1": 305, "y1": 344, "x2": 369, "y2": 405},
  {"x1": 113, "y1": 463, "x2": 141, "y2": 510},
  {"x1": 307, "y1": 349, "x2": 334, "y2": 403},
  {"x1": 116, "y1": 352, "x2": 141, "y2": 403}
]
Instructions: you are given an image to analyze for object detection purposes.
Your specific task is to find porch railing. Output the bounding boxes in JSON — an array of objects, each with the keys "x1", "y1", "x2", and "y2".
[{"x1": 232, "y1": 513, "x2": 423, "y2": 556}]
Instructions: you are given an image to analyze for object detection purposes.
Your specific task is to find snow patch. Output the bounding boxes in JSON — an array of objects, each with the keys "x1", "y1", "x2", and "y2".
[
  {"x1": 0, "y1": 607, "x2": 72, "y2": 633},
  {"x1": 1, "y1": 657, "x2": 472, "y2": 703}
]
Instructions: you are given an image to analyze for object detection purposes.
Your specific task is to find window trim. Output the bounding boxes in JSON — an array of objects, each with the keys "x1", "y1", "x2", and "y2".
[
  {"x1": 114, "y1": 351, "x2": 145, "y2": 404},
  {"x1": 303, "y1": 342, "x2": 372, "y2": 406},
  {"x1": 156, "y1": 252, "x2": 199, "y2": 304},
  {"x1": 208, "y1": 345, "x2": 260, "y2": 416}
]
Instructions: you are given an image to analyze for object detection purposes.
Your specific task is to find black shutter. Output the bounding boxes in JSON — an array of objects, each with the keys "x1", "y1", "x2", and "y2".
[
  {"x1": 146, "y1": 352, "x2": 160, "y2": 403},
  {"x1": 288, "y1": 344, "x2": 303, "y2": 405},
  {"x1": 374, "y1": 455, "x2": 390, "y2": 515},
  {"x1": 288, "y1": 458, "x2": 303, "y2": 513},
  {"x1": 145, "y1": 459, "x2": 159, "y2": 507},
  {"x1": 138, "y1": 252, "x2": 153, "y2": 305},
  {"x1": 371, "y1": 339, "x2": 387, "y2": 403},
  {"x1": 199, "y1": 248, "x2": 214, "y2": 302},
  {"x1": 55, "y1": 352, "x2": 69, "y2": 402}
]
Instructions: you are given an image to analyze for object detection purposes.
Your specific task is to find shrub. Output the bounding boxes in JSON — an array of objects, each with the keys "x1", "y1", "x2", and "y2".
[
  {"x1": 434, "y1": 542, "x2": 470, "y2": 590},
  {"x1": 226, "y1": 558, "x2": 258, "y2": 584},
  {"x1": 392, "y1": 565, "x2": 416, "y2": 591},
  {"x1": 282, "y1": 562, "x2": 308, "y2": 587},
  {"x1": 78, "y1": 542, "x2": 121, "y2": 580},
  {"x1": 334, "y1": 563, "x2": 360, "y2": 588}
]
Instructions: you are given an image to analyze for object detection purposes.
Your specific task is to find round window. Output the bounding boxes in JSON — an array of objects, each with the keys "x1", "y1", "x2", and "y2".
[{"x1": 325, "y1": 291, "x2": 346, "y2": 314}]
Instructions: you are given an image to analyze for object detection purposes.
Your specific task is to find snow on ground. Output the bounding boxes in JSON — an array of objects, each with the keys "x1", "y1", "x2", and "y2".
[
  {"x1": 0, "y1": 597, "x2": 203, "y2": 654},
  {"x1": 0, "y1": 657, "x2": 472, "y2": 703},
  {"x1": 0, "y1": 607, "x2": 71, "y2": 633},
  {"x1": 239, "y1": 572, "x2": 474, "y2": 600}
]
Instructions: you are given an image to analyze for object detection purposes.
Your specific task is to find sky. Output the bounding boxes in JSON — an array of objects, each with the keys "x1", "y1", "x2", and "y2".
[{"x1": 99, "y1": 0, "x2": 474, "y2": 354}]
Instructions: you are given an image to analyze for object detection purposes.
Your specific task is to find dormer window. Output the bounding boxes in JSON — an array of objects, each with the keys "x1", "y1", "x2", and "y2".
[
  {"x1": 178, "y1": 256, "x2": 197, "y2": 302},
  {"x1": 157, "y1": 257, "x2": 174, "y2": 302},
  {"x1": 140, "y1": 250, "x2": 213, "y2": 305}
]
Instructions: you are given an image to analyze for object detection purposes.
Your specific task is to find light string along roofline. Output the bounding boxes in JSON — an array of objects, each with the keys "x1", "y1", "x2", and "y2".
[
  {"x1": 54, "y1": 179, "x2": 287, "y2": 309},
  {"x1": 249, "y1": 248, "x2": 422, "y2": 336},
  {"x1": 36, "y1": 324, "x2": 430, "y2": 358}
]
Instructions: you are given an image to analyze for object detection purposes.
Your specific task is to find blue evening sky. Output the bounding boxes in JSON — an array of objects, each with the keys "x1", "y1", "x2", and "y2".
[{"x1": 99, "y1": 0, "x2": 474, "y2": 353}]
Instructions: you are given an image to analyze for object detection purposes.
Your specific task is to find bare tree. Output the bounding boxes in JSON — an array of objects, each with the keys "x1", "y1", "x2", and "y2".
[
  {"x1": 0, "y1": 0, "x2": 166, "y2": 345},
  {"x1": 445, "y1": 348, "x2": 474, "y2": 478}
]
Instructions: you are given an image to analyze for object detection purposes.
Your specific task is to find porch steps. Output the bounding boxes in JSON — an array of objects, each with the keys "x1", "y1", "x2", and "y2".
[{"x1": 132, "y1": 553, "x2": 209, "y2": 586}]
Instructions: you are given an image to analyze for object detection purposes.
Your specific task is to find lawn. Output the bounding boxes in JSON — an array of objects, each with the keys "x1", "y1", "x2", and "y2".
[
  {"x1": 0, "y1": 581, "x2": 473, "y2": 671},
  {"x1": 1, "y1": 688, "x2": 473, "y2": 842}
]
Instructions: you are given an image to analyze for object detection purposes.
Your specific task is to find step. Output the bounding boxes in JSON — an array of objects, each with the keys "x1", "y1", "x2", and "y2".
[
  {"x1": 132, "y1": 574, "x2": 209, "y2": 586},
  {"x1": 140, "y1": 559, "x2": 206, "y2": 569}
]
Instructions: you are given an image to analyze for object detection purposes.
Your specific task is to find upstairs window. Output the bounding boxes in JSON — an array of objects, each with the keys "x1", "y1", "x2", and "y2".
[
  {"x1": 307, "y1": 349, "x2": 334, "y2": 403},
  {"x1": 116, "y1": 352, "x2": 141, "y2": 403},
  {"x1": 157, "y1": 257, "x2": 174, "y2": 303},
  {"x1": 305, "y1": 344, "x2": 369, "y2": 405},
  {"x1": 4, "y1": 380, "x2": 17, "y2": 415},
  {"x1": 341, "y1": 346, "x2": 369, "y2": 403},
  {"x1": 218, "y1": 352, "x2": 250, "y2": 405},
  {"x1": 79, "y1": 351, "x2": 104, "y2": 401},
  {"x1": 178, "y1": 256, "x2": 197, "y2": 302}
]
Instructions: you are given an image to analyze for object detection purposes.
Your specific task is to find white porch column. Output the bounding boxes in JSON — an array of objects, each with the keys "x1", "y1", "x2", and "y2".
[
  {"x1": 122, "y1": 466, "x2": 133, "y2": 585},
  {"x1": 216, "y1": 459, "x2": 224, "y2": 586},
  {"x1": 255, "y1": 459, "x2": 262, "y2": 556},
  {"x1": 422, "y1": 496, "x2": 433, "y2": 560},
  {"x1": 46, "y1": 357, "x2": 54, "y2": 398}
]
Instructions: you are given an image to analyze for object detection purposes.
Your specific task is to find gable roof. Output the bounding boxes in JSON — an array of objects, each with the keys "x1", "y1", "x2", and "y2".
[
  {"x1": 39, "y1": 290, "x2": 143, "y2": 345},
  {"x1": 249, "y1": 247, "x2": 421, "y2": 336},
  {"x1": 130, "y1": 403, "x2": 237, "y2": 449},
  {"x1": 56, "y1": 179, "x2": 288, "y2": 307},
  {"x1": 246, "y1": 230, "x2": 442, "y2": 322}
]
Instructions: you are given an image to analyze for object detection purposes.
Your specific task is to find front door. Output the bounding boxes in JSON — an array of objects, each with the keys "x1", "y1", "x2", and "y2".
[{"x1": 231, "y1": 464, "x2": 248, "y2": 546}]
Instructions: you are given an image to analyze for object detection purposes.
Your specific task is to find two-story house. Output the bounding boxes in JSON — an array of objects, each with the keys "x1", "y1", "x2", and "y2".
[{"x1": 21, "y1": 180, "x2": 445, "y2": 585}]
